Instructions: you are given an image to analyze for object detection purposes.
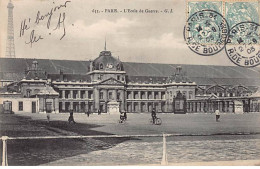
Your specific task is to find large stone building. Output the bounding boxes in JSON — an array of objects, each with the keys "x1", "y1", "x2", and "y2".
[{"x1": 1, "y1": 49, "x2": 260, "y2": 114}]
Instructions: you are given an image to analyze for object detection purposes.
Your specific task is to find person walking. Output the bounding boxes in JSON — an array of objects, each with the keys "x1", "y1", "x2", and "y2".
[
  {"x1": 98, "y1": 109, "x2": 101, "y2": 115},
  {"x1": 151, "y1": 108, "x2": 156, "y2": 124},
  {"x1": 68, "y1": 109, "x2": 76, "y2": 124},
  {"x1": 124, "y1": 112, "x2": 127, "y2": 120},
  {"x1": 215, "y1": 109, "x2": 220, "y2": 122},
  {"x1": 85, "y1": 109, "x2": 90, "y2": 117},
  {"x1": 46, "y1": 114, "x2": 50, "y2": 123}
]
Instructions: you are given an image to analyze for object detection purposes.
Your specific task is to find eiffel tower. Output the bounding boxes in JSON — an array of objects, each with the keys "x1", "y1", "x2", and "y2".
[{"x1": 6, "y1": 0, "x2": 15, "y2": 58}]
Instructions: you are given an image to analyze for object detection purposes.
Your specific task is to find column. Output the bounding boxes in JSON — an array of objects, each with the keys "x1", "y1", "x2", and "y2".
[
  {"x1": 113, "y1": 90, "x2": 117, "y2": 101},
  {"x1": 39, "y1": 98, "x2": 44, "y2": 112},
  {"x1": 158, "y1": 102, "x2": 162, "y2": 112},
  {"x1": 226, "y1": 101, "x2": 230, "y2": 112},
  {"x1": 121, "y1": 90, "x2": 125, "y2": 112},
  {"x1": 62, "y1": 101, "x2": 65, "y2": 112},
  {"x1": 62, "y1": 90, "x2": 65, "y2": 99},
  {"x1": 85, "y1": 101, "x2": 89, "y2": 112},
  {"x1": 131, "y1": 91, "x2": 134, "y2": 99},
  {"x1": 70, "y1": 101, "x2": 73, "y2": 110},
  {"x1": 104, "y1": 89, "x2": 108, "y2": 113},
  {"x1": 78, "y1": 90, "x2": 81, "y2": 99},
  {"x1": 152, "y1": 92, "x2": 155, "y2": 99},
  {"x1": 55, "y1": 98, "x2": 59, "y2": 113},
  {"x1": 139, "y1": 102, "x2": 142, "y2": 112},
  {"x1": 132, "y1": 102, "x2": 135, "y2": 112},
  {"x1": 145, "y1": 102, "x2": 148, "y2": 112},
  {"x1": 104, "y1": 89, "x2": 108, "y2": 102},
  {"x1": 70, "y1": 90, "x2": 73, "y2": 99},
  {"x1": 43, "y1": 98, "x2": 46, "y2": 112},
  {"x1": 138, "y1": 91, "x2": 141, "y2": 100},
  {"x1": 94, "y1": 88, "x2": 100, "y2": 112},
  {"x1": 159, "y1": 92, "x2": 161, "y2": 100},
  {"x1": 85, "y1": 90, "x2": 89, "y2": 99}
]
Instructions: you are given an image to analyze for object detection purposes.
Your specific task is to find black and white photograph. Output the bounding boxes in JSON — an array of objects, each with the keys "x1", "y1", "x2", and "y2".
[{"x1": 0, "y1": 0, "x2": 260, "y2": 166}]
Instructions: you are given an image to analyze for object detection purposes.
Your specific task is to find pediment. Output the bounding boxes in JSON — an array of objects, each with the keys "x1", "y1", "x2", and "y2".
[
  {"x1": 209, "y1": 94, "x2": 218, "y2": 99},
  {"x1": 99, "y1": 78, "x2": 125, "y2": 86}
]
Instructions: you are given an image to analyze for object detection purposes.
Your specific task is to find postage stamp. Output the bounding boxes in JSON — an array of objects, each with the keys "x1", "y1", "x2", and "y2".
[
  {"x1": 185, "y1": 0, "x2": 260, "y2": 67},
  {"x1": 225, "y1": 21, "x2": 260, "y2": 67},
  {"x1": 187, "y1": 0, "x2": 223, "y2": 18},
  {"x1": 184, "y1": 9, "x2": 229, "y2": 56},
  {"x1": 225, "y1": 1, "x2": 259, "y2": 27}
]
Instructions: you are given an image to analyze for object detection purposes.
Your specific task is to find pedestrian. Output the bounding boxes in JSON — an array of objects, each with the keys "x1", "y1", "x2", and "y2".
[
  {"x1": 68, "y1": 109, "x2": 76, "y2": 124},
  {"x1": 215, "y1": 109, "x2": 220, "y2": 122},
  {"x1": 119, "y1": 112, "x2": 125, "y2": 123},
  {"x1": 85, "y1": 109, "x2": 90, "y2": 117},
  {"x1": 98, "y1": 109, "x2": 101, "y2": 115},
  {"x1": 124, "y1": 112, "x2": 127, "y2": 120},
  {"x1": 87, "y1": 110, "x2": 90, "y2": 117},
  {"x1": 46, "y1": 114, "x2": 50, "y2": 123},
  {"x1": 151, "y1": 108, "x2": 156, "y2": 124}
]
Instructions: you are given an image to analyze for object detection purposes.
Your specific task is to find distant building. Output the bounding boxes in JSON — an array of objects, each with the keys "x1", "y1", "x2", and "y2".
[{"x1": 0, "y1": 49, "x2": 260, "y2": 114}]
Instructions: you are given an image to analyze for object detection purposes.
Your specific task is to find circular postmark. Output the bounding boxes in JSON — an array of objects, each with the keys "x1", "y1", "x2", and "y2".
[
  {"x1": 225, "y1": 22, "x2": 260, "y2": 67},
  {"x1": 184, "y1": 10, "x2": 229, "y2": 56}
]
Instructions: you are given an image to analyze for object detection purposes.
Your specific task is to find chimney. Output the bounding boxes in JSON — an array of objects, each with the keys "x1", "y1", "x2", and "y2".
[
  {"x1": 176, "y1": 66, "x2": 182, "y2": 75},
  {"x1": 59, "y1": 69, "x2": 64, "y2": 80},
  {"x1": 89, "y1": 60, "x2": 93, "y2": 71}
]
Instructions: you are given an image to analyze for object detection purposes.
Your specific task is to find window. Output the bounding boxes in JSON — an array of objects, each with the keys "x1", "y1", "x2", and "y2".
[
  {"x1": 189, "y1": 91, "x2": 193, "y2": 99},
  {"x1": 34, "y1": 89, "x2": 40, "y2": 94},
  {"x1": 122, "y1": 77, "x2": 125, "y2": 81},
  {"x1": 182, "y1": 91, "x2": 187, "y2": 98},
  {"x1": 100, "y1": 63, "x2": 103, "y2": 69},
  {"x1": 88, "y1": 91, "x2": 93, "y2": 99},
  {"x1": 19, "y1": 101, "x2": 23, "y2": 111},
  {"x1": 26, "y1": 90, "x2": 31, "y2": 97},
  {"x1": 117, "y1": 92, "x2": 120, "y2": 100},
  {"x1": 99, "y1": 92, "x2": 103, "y2": 100},
  {"x1": 117, "y1": 75, "x2": 120, "y2": 80},
  {"x1": 109, "y1": 92, "x2": 113, "y2": 100}
]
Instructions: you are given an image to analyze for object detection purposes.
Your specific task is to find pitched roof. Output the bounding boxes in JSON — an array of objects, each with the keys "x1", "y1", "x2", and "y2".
[
  {"x1": 1, "y1": 58, "x2": 260, "y2": 86},
  {"x1": 48, "y1": 73, "x2": 91, "y2": 82}
]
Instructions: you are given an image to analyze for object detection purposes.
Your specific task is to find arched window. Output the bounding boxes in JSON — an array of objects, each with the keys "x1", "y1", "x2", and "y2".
[
  {"x1": 116, "y1": 64, "x2": 120, "y2": 70},
  {"x1": 26, "y1": 89, "x2": 31, "y2": 97},
  {"x1": 100, "y1": 63, "x2": 103, "y2": 70}
]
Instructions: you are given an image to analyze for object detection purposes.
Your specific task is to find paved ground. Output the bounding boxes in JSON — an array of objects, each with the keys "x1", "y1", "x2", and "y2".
[
  {"x1": 20, "y1": 112, "x2": 260, "y2": 136},
  {"x1": 1, "y1": 112, "x2": 260, "y2": 165}
]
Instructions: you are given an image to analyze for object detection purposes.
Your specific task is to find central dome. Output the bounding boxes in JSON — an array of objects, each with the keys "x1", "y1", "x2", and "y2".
[{"x1": 92, "y1": 51, "x2": 124, "y2": 71}]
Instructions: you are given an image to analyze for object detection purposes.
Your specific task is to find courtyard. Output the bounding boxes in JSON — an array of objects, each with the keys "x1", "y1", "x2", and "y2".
[{"x1": 1, "y1": 112, "x2": 260, "y2": 165}]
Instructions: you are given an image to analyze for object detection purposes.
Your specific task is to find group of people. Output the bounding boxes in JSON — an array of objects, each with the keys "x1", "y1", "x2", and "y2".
[
  {"x1": 67, "y1": 108, "x2": 159, "y2": 124},
  {"x1": 47, "y1": 107, "x2": 220, "y2": 125}
]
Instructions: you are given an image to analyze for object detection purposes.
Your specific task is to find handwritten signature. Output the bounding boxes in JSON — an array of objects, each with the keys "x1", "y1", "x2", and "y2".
[{"x1": 19, "y1": 0, "x2": 71, "y2": 47}]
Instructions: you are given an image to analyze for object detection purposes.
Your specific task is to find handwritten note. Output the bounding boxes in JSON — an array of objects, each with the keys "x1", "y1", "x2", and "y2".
[{"x1": 19, "y1": 0, "x2": 71, "y2": 47}]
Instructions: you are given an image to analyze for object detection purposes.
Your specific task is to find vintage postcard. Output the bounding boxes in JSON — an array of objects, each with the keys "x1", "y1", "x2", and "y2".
[{"x1": 0, "y1": 0, "x2": 260, "y2": 166}]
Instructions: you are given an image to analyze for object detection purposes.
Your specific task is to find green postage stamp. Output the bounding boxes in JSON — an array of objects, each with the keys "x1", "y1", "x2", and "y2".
[{"x1": 185, "y1": 0, "x2": 260, "y2": 67}]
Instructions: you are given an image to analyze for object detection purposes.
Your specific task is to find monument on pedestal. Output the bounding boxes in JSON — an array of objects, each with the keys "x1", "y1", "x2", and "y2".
[{"x1": 107, "y1": 101, "x2": 120, "y2": 114}]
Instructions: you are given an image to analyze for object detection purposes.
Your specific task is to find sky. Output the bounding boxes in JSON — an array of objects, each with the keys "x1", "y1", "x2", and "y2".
[{"x1": 0, "y1": 0, "x2": 243, "y2": 66}]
